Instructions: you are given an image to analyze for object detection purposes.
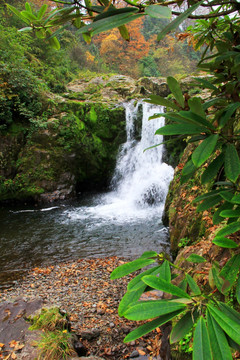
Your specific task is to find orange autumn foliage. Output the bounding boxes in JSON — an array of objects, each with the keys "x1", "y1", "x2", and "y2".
[{"x1": 94, "y1": 17, "x2": 149, "y2": 77}]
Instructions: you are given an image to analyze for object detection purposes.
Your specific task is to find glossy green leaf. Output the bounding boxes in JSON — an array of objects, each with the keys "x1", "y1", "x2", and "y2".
[
  {"x1": 219, "y1": 254, "x2": 240, "y2": 293},
  {"x1": 77, "y1": 11, "x2": 141, "y2": 35},
  {"x1": 93, "y1": 7, "x2": 138, "y2": 21},
  {"x1": 219, "y1": 102, "x2": 240, "y2": 129},
  {"x1": 193, "y1": 317, "x2": 212, "y2": 360},
  {"x1": 194, "y1": 77, "x2": 218, "y2": 91},
  {"x1": 218, "y1": 302, "x2": 240, "y2": 325},
  {"x1": 158, "y1": 260, "x2": 171, "y2": 282},
  {"x1": 140, "y1": 251, "x2": 158, "y2": 259},
  {"x1": 203, "y1": 98, "x2": 226, "y2": 110},
  {"x1": 208, "y1": 267, "x2": 215, "y2": 289},
  {"x1": 167, "y1": 76, "x2": 184, "y2": 108},
  {"x1": 186, "y1": 274, "x2": 201, "y2": 295},
  {"x1": 213, "y1": 237, "x2": 238, "y2": 248},
  {"x1": 225, "y1": 144, "x2": 240, "y2": 182},
  {"x1": 207, "y1": 304, "x2": 240, "y2": 344},
  {"x1": 25, "y1": 2, "x2": 32, "y2": 13},
  {"x1": 182, "y1": 160, "x2": 197, "y2": 176},
  {"x1": 145, "y1": 95, "x2": 180, "y2": 110},
  {"x1": 157, "y1": 0, "x2": 204, "y2": 41},
  {"x1": 212, "y1": 265, "x2": 224, "y2": 293},
  {"x1": 44, "y1": 7, "x2": 75, "y2": 25},
  {"x1": 49, "y1": 14, "x2": 81, "y2": 27},
  {"x1": 155, "y1": 124, "x2": 207, "y2": 136},
  {"x1": 93, "y1": 13, "x2": 144, "y2": 35},
  {"x1": 220, "y1": 208, "x2": 240, "y2": 218},
  {"x1": 194, "y1": 189, "x2": 223, "y2": 203},
  {"x1": 127, "y1": 266, "x2": 161, "y2": 291},
  {"x1": 179, "y1": 111, "x2": 214, "y2": 129},
  {"x1": 206, "y1": 310, "x2": 232, "y2": 360},
  {"x1": 201, "y1": 152, "x2": 224, "y2": 184},
  {"x1": 142, "y1": 276, "x2": 191, "y2": 299},
  {"x1": 178, "y1": 278, "x2": 188, "y2": 292},
  {"x1": 124, "y1": 300, "x2": 186, "y2": 320},
  {"x1": 196, "y1": 194, "x2": 222, "y2": 212},
  {"x1": 186, "y1": 254, "x2": 206, "y2": 263},
  {"x1": 37, "y1": 4, "x2": 48, "y2": 20},
  {"x1": 216, "y1": 221, "x2": 240, "y2": 237},
  {"x1": 20, "y1": 10, "x2": 38, "y2": 21},
  {"x1": 82, "y1": 32, "x2": 92, "y2": 44},
  {"x1": 124, "y1": 310, "x2": 183, "y2": 343},
  {"x1": 160, "y1": 112, "x2": 190, "y2": 123},
  {"x1": 73, "y1": 8, "x2": 82, "y2": 29},
  {"x1": 188, "y1": 97, "x2": 206, "y2": 118},
  {"x1": 145, "y1": 5, "x2": 171, "y2": 19},
  {"x1": 110, "y1": 258, "x2": 155, "y2": 279},
  {"x1": 170, "y1": 309, "x2": 199, "y2": 343},
  {"x1": 213, "y1": 202, "x2": 234, "y2": 225},
  {"x1": 232, "y1": 193, "x2": 240, "y2": 204},
  {"x1": 219, "y1": 190, "x2": 234, "y2": 202},
  {"x1": 118, "y1": 284, "x2": 146, "y2": 316},
  {"x1": 49, "y1": 36, "x2": 60, "y2": 50},
  {"x1": 118, "y1": 25, "x2": 130, "y2": 41},
  {"x1": 188, "y1": 135, "x2": 207, "y2": 143},
  {"x1": 192, "y1": 134, "x2": 219, "y2": 167},
  {"x1": 7, "y1": 4, "x2": 30, "y2": 24}
]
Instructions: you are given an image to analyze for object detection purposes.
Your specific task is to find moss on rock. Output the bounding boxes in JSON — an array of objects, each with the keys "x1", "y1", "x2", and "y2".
[{"x1": 0, "y1": 99, "x2": 126, "y2": 203}]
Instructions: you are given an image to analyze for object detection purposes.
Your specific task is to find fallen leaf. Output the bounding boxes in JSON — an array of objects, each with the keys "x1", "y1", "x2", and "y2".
[{"x1": 9, "y1": 341, "x2": 17, "y2": 349}]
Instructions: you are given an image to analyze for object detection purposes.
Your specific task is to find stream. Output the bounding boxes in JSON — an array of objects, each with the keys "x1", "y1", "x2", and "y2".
[{"x1": 0, "y1": 101, "x2": 174, "y2": 289}]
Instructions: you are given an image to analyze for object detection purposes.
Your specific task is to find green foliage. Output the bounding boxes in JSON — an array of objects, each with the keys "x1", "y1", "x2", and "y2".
[
  {"x1": 28, "y1": 307, "x2": 74, "y2": 360},
  {"x1": 111, "y1": 250, "x2": 240, "y2": 357},
  {"x1": 37, "y1": 330, "x2": 74, "y2": 360},
  {"x1": 178, "y1": 237, "x2": 192, "y2": 248},
  {"x1": 29, "y1": 307, "x2": 68, "y2": 332}
]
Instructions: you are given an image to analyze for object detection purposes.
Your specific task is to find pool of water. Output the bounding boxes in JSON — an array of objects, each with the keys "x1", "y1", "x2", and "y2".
[{"x1": 0, "y1": 192, "x2": 170, "y2": 289}]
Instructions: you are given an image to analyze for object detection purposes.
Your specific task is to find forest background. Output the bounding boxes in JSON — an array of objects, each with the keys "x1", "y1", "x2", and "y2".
[{"x1": 0, "y1": 0, "x2": 201, "y2": 101}]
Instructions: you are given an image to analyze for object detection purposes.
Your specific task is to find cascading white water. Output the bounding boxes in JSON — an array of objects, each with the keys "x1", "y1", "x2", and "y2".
[{"x1": 87, "y1": 100, "x2": 174, "y2": 221}]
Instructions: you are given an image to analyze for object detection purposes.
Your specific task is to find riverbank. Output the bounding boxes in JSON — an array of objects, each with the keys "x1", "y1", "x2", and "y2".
[{"x1": 0, "y1": 257, "x2": 163, "y2": 360}]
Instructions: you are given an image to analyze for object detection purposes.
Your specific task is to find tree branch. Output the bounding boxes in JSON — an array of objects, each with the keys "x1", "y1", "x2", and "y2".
[{"x1": 172, "y1": 9, "x2": 235, "y2": 19}]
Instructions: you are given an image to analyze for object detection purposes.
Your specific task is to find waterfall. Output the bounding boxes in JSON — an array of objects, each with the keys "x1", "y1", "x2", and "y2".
[
  {"x1": 1, "y1": 101, "x2": 175, "y2": 279},
  {"x1": 90, "y1": 100, "x2": 174, "y2": 221}
]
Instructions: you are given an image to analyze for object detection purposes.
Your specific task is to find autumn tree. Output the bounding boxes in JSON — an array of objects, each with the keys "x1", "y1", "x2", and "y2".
[{"x1": 94, "y1": 17, "x2": 149, "y2": 77}]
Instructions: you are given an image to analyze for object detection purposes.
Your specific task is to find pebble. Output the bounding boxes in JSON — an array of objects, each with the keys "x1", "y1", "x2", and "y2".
[{"x1": 130, "y1": 350, "x2": 139, "y2": 358}]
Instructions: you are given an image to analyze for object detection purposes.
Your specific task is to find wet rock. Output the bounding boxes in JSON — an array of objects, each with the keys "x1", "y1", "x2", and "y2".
[
  {"x1": 81, "y1": 328, "x2": 101, "y2": 340},
  {"x1": 17, "y1": 330, "x2": 42, "y2": 360},
  {"x1": 137, "y1": 77, "x2": 170, "y2": 97},
  {"x1": 0, "y1": 298, "x2": 45, "y2": 358},
  {"x1": 130, "y1": 350, "x2": 140, "y2": 358}
]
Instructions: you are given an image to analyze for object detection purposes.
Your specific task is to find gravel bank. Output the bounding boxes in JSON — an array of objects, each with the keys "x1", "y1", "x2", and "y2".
[{"x1": 0, "y1": 257, "x2": 162, "y2": 360}]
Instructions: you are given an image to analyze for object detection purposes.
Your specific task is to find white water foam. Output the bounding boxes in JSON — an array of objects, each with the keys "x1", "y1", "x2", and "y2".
[{"x1": 66, "y1": 101, "x2": 174, "y2": 223}]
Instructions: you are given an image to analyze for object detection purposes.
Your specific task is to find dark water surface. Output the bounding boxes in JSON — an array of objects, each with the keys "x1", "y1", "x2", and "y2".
[{"x1": 0, "y1": 193, "x2": 170, "y2": 289}]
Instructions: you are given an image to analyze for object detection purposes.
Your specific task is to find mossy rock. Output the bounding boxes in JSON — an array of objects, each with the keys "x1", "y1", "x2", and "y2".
[{"x1": 0, "y1": 100, "x2": 126, "y2": 202}]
